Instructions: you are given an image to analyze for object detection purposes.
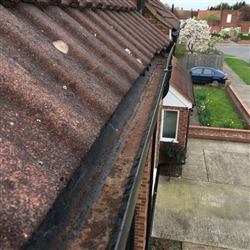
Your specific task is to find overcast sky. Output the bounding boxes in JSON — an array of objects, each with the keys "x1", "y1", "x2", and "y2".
[{"x1": 160, "y1": 0, "x2": 243, "y2": 11}]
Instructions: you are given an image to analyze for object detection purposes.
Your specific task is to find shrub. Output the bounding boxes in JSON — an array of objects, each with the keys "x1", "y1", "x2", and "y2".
[
  {"x1": 160, "y1": 142, "x2": 186, "y2": 165},
  {"x1": 238, "y1": 32, "x2": 250, "y2": 40}
]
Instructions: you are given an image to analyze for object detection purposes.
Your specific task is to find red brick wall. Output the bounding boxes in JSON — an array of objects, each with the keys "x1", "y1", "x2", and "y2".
[
  {"x1": 144, "y1": 9, "x2": 170, "y2": 36},
  {"x1": 134, "y1": 104, "x2": 162, "y2": 249},
  {"x1": 134, "y1": 139, "x2": 152, "y2": 250},
  {"x1": 221, "y1": 10, "x2": 238, "y2": 30},
  {"x1": 237, "y1": 21, "x2": 250, "y2": 33},
  {"x1": 189, "y1": 126, "x2": 250, "y2": 142},
  {"x1": 225, "y1": 82, "x2": 250, "y2": 129},
  {"x1": 208, "y1": 20, "x2": 220, "y2": 33}
]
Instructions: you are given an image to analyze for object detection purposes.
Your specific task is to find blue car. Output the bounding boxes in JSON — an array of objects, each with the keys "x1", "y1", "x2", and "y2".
[{"x1": 190, "y1": 66, "x2": 228, "y2": 84}]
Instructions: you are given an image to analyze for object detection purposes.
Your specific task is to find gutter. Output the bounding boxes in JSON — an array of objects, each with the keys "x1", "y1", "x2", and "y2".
[{"x1": 114, "y1": 44, "x2": 176, "y2": 250}]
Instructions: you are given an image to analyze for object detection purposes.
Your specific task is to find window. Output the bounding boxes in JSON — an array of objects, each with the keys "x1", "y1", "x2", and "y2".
[
  {"x1": 191, "y1": 68, "x2": 203, "y2": 74},
  {"x1": 203, "y1": 69, "x2": 214, "y2": 75},
  {"x1": 161, "y1": 110, "x2": 179, "y2": 142},
  {"x1": 226, "y1": 14, "x2": 232, "y2": 23}
]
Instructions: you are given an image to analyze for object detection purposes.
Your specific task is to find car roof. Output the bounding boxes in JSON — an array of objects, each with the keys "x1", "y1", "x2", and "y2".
[{"x1": 190, "y1": 66, "x2": 216, "y2": 70}]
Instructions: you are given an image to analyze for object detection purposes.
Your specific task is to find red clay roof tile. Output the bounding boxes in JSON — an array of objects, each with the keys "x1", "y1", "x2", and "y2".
[{"x1": 171, "y1": 57, "x2": 195, "y2": 103}]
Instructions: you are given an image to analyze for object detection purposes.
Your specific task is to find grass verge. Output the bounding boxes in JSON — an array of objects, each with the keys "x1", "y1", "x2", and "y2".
[
  {"x1": 194, "y1": 86, "x2": 246, "y2": 129},
  {"x1": 224, "y1": 55, "x2": 250, "y2": 85},
  {"x1": 174, "y1": 43, "x2": 189, "y2": 59}
]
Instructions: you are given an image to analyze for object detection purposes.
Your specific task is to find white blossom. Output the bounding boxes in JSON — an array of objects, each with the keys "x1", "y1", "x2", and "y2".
[{"x1": 179, "y1": 18, "x2": 211, "y2": 54}]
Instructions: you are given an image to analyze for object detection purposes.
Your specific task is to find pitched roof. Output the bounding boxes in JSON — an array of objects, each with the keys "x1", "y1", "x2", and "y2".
[
  {"x1": 146, "y1": 0, "x2": 180, "y2": 30},
  {"x1": 174, "y1": 9, "x2": 198, "y2": 20},
  {"x1": 170, "y1": 57, "x2": 195, "y2": 104},
  {"x1": 0, "y1": 1, "x2": 169, "y2": 249},
  {"x1": 198, "y1": 10, "x2": 220, "y2": 19}
]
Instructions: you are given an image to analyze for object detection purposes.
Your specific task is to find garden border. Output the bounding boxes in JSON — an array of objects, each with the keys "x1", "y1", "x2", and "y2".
[
  {"x1": 225, "y1": 82, "x2": 250, "y2": 129},
  {"x1": 189, "y1": 125, "x2": 250, "y2": 143},
  {"x1": 189, "y1": 82, "x2": 250, "y2": 143}
]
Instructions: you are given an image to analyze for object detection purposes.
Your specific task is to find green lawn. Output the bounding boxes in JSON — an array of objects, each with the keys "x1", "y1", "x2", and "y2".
[
  {"x1": 224, "y1": 55, "x2": 250, "y2": 85},
  {"x1": 194, "y1": 87, "x2": 245, "y2": 129}
]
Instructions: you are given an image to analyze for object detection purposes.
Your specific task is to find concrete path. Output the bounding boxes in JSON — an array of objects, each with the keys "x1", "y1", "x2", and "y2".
[{"x1": 152, "y1": 138, "x2": 250, "y2": 250}]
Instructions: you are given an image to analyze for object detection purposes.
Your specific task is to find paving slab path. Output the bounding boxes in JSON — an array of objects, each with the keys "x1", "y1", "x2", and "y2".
[{"x1": 152, "y1": 138, "x2": 250, "y2": 250}]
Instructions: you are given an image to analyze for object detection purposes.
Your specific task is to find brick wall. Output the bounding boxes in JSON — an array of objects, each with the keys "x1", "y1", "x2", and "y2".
[
  {"x1": 221, "y1": 10, "x2": 238, "y2": 30},
  {"x1": 225, "y1": 82, "x2": 250, "y2": 129},
  {"x1": 237, "y1": 21, "x2": 250, "y2": 33},
  {"x1": 144, "y1": 9, "x2": 170, "y2": 36},
  {"x1": 134, "y1": 139, "x2": 152, "y2": 250},
  {"x1": 189, "y1": 125, "x2": 250, "y2": 142},
  {"x1": 134, "y1": 70, "x2": 164, "y2": 250}
]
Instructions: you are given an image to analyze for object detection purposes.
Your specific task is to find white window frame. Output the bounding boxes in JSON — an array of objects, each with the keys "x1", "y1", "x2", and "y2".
[
  {"x1": 160, "y1": 109, "x2": 179, "y2": 142},
  {"x1": 226, "y1": 14, "x2": 232, "y2": 23}
]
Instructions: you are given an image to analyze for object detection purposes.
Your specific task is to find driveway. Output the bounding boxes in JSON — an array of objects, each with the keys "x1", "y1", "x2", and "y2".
[
  {"x1": 152, "y1": 138, "x2": 250, "y2": 250},
  {"x1": 216, "y1": 42, "x2": 250, "y2": 63}
]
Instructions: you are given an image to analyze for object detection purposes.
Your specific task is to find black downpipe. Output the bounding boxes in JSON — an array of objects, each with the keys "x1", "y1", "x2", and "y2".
[
  {"x1": 162, "y1": 43, "x2": 176, "y2": 99},
  {"x1": 125, "y1": 211, "x2": 136, "y2": 250},
  {"x1": 184, "y1": 108, "x2": 191, "y2": 164},
  {"x1": 137, "y1": 0, "x2": 145, "y2": 16},
  {"x1": 145, "y1": 127, "x2": 156, "y2": 250},
  {"x1": 145, "y1": 163, "x2": 163, "y2": 250}
]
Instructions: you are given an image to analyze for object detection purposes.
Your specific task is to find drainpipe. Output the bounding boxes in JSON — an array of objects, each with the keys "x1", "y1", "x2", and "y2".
[
  {"x1": 145, "y1": 127, "x2": 156, "y2": 250},
  {"x1": 162, "y1": 42, "x2": 176, "y2": 99},
  {"x1": 184, "y1": 108, "x2": 191, "y2": 164},
  {"x1": 145, "y1": 163, "x2": 164, "y2": 250},
  {"x1": 137, "y1": 0, "x2": 145, "y2": 16}
]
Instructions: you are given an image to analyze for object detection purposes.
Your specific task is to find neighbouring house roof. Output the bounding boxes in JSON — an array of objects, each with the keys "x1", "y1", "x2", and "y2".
[
  {"x1": 146, "y1": 0, "x2": 180, "y2": 30},
  {"x1": 0, "y1": 0, "x2": 169, "y2": 249},
  {"x1": 174, "y1": 9, "x2": 198, "y2": 20},
  {"x1": 198, "y1": 10, "x2": 220, "y2": 19},
  {"x1": 164, "y1": 57, "x2": 194, "y2": 107}
]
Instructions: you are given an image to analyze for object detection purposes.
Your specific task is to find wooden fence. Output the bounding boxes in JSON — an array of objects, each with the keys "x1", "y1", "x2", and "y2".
[{"x1": 179, "y1": 54, "x2": 224, "y2": 70}]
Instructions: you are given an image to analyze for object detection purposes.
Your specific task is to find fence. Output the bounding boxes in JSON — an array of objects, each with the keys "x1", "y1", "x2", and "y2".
[{"x1": 179, "y1": 54, "x2": 224, "y2": 70}]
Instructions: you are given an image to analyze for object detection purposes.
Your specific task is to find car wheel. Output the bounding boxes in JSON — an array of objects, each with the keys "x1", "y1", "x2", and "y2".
[{"x1": 212, "y1": 80, "x2": 219, "y2": 84}]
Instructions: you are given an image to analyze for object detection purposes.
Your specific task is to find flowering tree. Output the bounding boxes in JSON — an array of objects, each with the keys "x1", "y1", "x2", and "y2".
[{"x1": 178, "y1": 17, "x2": 211, "y2": 54}]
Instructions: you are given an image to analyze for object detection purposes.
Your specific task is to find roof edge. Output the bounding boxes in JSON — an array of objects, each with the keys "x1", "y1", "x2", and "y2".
[
  {"x1": 145, "y1": 2, "x2": 173, "y2": 29},
  {"x1": 23, "y1": 56, "x2": 162, "y2": 250}
]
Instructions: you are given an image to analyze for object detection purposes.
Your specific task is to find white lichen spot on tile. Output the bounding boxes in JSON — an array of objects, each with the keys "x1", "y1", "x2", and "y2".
[{"x1": 53, "y1": 40, "x2": 69, "y2": 54}]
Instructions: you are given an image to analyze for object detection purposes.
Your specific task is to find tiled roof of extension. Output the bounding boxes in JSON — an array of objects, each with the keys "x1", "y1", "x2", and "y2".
[
  {"x1": 147, "y1": 0, "x2": 180, "y2": 30},
  {"x1": 0, "y1": 0, "x2": 169, "y2": 249},
  {"x1": 174, "y1": 9, "x2": 198, "y2": 20},
  {"x1": 170, "y1": 57, "x2": 195, "y2": 103},
  {"x1": 198, "y1": 10, "x2": 220, "y2": 19}
]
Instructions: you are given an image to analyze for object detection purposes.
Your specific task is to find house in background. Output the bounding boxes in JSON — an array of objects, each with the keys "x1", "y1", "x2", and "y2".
[
  {"x1": 198, "y1": 9, "x2": 250, "y2": 33},
  {"x1": 173, "y1": 8, "x2": 198, "y2": 27},
  {"x1": 198, "y1": 10, "x2": 221, "y2": 33}
]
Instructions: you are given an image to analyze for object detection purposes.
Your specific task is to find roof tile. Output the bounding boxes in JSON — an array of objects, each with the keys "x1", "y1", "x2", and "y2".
[{"x1": 171, "y1": 57, "x2": 195, "y2": 103}]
